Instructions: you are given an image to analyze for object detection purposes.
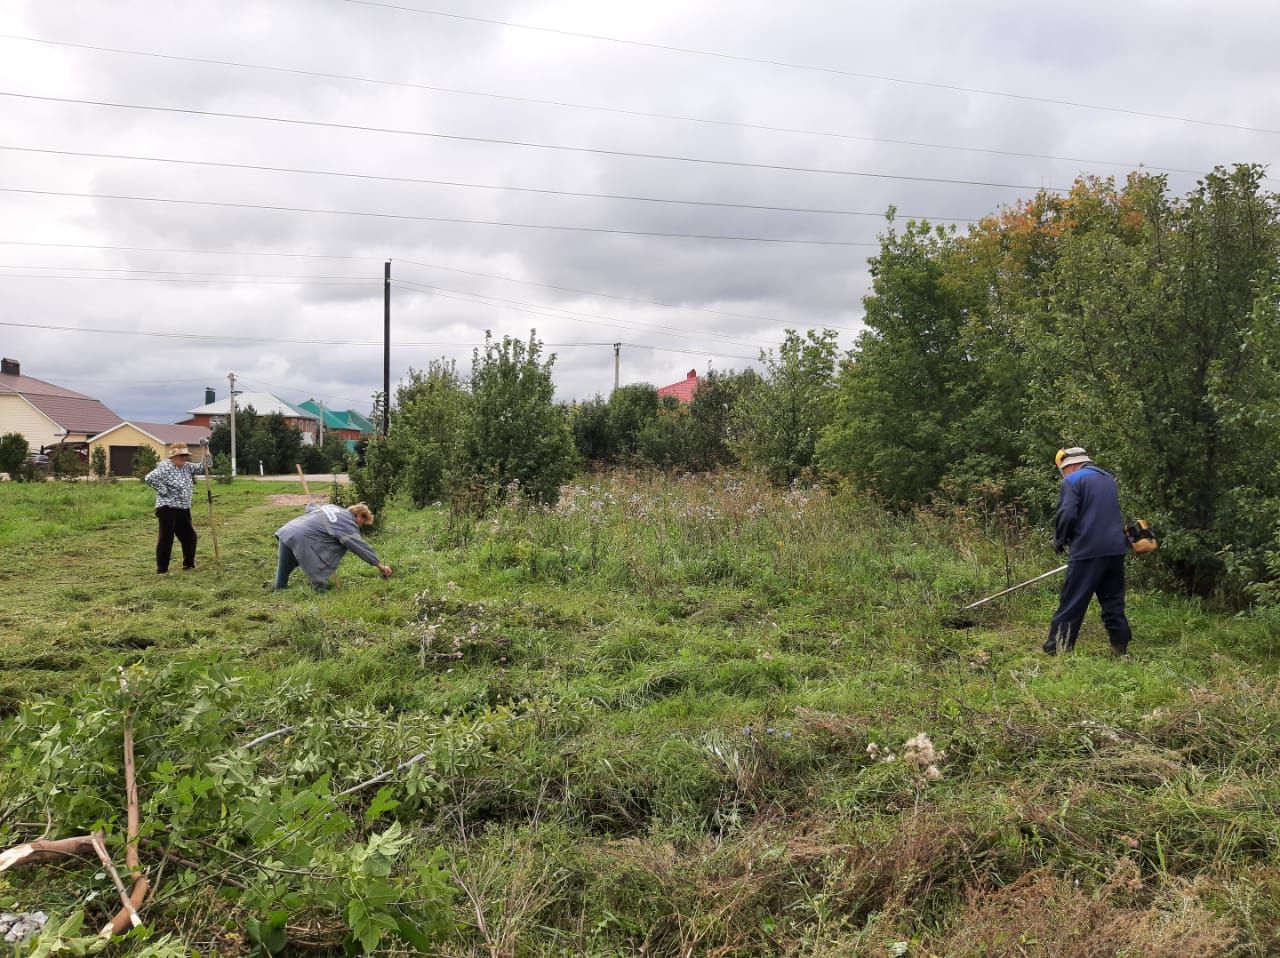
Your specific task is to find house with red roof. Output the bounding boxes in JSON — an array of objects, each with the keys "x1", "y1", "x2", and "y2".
[
  {"x1": 657, "y1": 369, "x2": 700, "y2": 404},
  {"x1": 0, "y1": 357, "x2": 122, "y2": 451}
]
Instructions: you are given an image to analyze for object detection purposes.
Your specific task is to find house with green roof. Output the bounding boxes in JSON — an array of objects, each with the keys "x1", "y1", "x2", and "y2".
[{"x1": 297, "y1": 400, "x2": 374, "y2": 452}]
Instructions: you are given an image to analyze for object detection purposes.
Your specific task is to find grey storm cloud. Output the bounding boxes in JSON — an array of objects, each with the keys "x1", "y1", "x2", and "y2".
[{"x1": 2, "y1": 0, "x2": 1278, "y2": 422}]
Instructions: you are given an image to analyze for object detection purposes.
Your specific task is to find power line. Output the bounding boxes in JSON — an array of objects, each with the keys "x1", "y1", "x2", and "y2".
[
  {"x1": 0, "y1": 263, "x2": 371, "y2": 280},
  {"x1": 0, "y1": 271, "x2": 372, "y2": 287},
  {"x1": 0, "y1": 187, "x2": 879, "y2": 246},
  {"x1": 0, "y1": 318, "x2": 760, "y2": 361},
  {"x1": 0, "y1": 91, "x2": 1071, "y2": 193},
  {"x1": 0, "y1": 32, "x2": 1214, "y2": 176},
  {"x1": 391, "y1": 278, "x2": 773, "y2": 350},
  {"x1": 336, "y1": 0, "x2": 1280, "y2": 136},
  {"x1": 0, "y1": 238, "x2": 841, "y2": 332},
  {"x1": 396, "y1": 258, "x2": 858, "y2": 331},
  {"x1": 0, "y1": 239, "x2": 380, "y2": 262},
  {"x1": 0, "y1": 144, "x2": 978, "y2": 222}
]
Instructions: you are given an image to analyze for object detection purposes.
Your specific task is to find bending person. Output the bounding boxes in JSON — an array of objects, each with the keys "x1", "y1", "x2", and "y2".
[{"x1": 274, "y1": 502, "x2": 393, "y2": 591}]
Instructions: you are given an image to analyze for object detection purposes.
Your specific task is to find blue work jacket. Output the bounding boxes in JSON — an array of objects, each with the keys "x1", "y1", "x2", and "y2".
[{"x1": 1053, "y1": 465, "x2": 1129, "y2": 560}]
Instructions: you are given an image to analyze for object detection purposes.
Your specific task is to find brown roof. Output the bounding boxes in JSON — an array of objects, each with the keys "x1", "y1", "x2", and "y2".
[
  {"x1": 116, "y1": 421, "x2": 212, "y2": 444},
  {"x1": 1, "y1": 370, "x2": 122, "y2": 436}
]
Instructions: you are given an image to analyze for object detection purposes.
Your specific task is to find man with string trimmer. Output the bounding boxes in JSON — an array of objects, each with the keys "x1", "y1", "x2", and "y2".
[{"x1": 1044, "y1": 447, "x2": 1133, "y2": 657}]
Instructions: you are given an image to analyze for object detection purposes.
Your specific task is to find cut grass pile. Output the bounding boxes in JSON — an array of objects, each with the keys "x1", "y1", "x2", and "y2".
[{"x1": 1, "y1": 474, "x2": 1278, "y2": 956}]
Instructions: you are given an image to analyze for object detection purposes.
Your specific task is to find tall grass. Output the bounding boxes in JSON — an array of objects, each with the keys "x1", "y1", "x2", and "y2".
[{"x1": 2, "y1": 474, "x2": 1278, "y2": 955}]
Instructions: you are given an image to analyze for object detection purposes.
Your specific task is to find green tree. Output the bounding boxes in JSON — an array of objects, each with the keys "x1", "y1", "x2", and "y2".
[
  {"x1": 462, "y1": 331, "x2": 577, "y2": 506},
  {"x1": 91, "y1": 444, "x2": 108, "y2": 480},
  {"x1": 570, "y1": 396, "x2": 614, "y2": 465},
  {"x1": 607, "y1": 384, "x2": 659, "y2": 461},
  {"x1": 732, "y1": 329, "x2": 840, "y2": 485},
  {"x1": 387, "y1": 360, "x2": 471, "y2": 507},
  {"x1": 1020, "y1": 167, "x2": 1280, "y2": 594},
  {"x1": 818, "y1": 219, "x2": 1026, "y2": 505},
  {"x1": 0, "y1": 432, "x2": 27, "y2": 476}
]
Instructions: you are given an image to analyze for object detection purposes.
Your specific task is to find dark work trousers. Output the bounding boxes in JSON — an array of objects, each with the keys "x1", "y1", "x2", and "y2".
[
  {"x1": 1045, "y1": 554, "x2": 1132, "y2": 654},
  {"x1": 155, "y1": 506, "x2": 198, "y2": 573}
]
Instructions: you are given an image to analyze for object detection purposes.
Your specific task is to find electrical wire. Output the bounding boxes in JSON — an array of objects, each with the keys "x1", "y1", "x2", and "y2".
[
  {"x1": 0, "y1": 271, "x2": 372, "y2": 286},
  {"x1": 0, "y1": 240, "x2": 854, "y2": 330},
  {"x1": 396, "y1": 257, "x2": 857, "y2": 331},
  {"x1": 0, "y1": 239, "x2": 381, "y2": 262},
  {"x1": 0, "y1": 144, "x2": 978, "y2": 222},
  {"x1": 335, "y1": 0, "x2": 1280, "y2": 136},
  {"x1": 0, "y1": 263, "x2": 372, "y2": 281},
  {"x1": 0, "y1": 91, "x2": 1072, "y2": 193},
  {"x1": 390, "y1": 279, "x2": 775, "y2": 350},
  {"x1": 0, "y1": 318, "x2": 761, "y2": 361},
  {"x1": 0, "y1": 32, "x2": 1213, "y2": 176},
  {"x1": 0, "y1": 187, "x2": 879, "y2": 246}
]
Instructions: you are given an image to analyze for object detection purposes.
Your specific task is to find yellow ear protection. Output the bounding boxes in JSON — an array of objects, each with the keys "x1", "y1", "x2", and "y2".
[{"x1": 1054, "y1": 448, "x2": 1069, "y2": 473}]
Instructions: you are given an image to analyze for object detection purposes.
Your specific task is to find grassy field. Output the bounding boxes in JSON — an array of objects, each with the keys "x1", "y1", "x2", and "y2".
[{"x1": 1, "y1": 475, "x2": 1278, "y2": 956}]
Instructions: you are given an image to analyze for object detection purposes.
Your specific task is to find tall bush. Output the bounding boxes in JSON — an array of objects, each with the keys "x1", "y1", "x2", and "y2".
[
  {"x1": 461, "y1": 332, "x2": 577, "y2": 506},
  {"x1": 0, "y1": 432, "x2": 27, "y2": 476},
  {"x1": 387, "y1": 361, "x2": 470, "y2": 507},
  {"x1": 732, "y1": 330, "x2": 839, "y2": 485}
]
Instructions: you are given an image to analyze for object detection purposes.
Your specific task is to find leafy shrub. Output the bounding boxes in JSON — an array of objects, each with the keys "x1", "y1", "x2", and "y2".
[
  {"x1": 91, "y1": 444, "x2": 107, "y2": 480},
  {"x1": 132, "y1": 444, "x2": 160, "y2": 479},
  {"x1": 0, "y1": 432, "x2": 28, "y2": 476},
  {"x1": 460, "y1": 332, "x2": 577, "y2": 507}
]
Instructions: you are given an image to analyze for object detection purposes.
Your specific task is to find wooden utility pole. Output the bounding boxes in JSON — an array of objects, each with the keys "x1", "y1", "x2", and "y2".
[
  {"x1": 227, "y1": 371, "x2": 237, "y2": 478},
  {"x1": 383, "y1": 260, "x2": 391, "y2": 437}
]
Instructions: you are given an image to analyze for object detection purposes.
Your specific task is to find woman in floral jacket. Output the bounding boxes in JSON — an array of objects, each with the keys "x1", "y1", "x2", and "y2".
[{"x1": 143, "y1": 445, "x2": 207, "y2": 573}]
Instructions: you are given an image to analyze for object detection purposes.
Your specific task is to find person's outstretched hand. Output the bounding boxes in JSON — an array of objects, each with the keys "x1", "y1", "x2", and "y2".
[{"x1": 377, "y1": 563, "x2": 393, "y2": 578}]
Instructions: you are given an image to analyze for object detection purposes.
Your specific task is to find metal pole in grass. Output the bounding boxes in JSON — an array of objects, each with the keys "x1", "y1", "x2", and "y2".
[{"x1": 200, "y1": 438, "x2": 220, "y2": 560}]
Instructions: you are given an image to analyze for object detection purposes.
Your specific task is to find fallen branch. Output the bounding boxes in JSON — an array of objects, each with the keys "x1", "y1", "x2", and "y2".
[
  {"x1": 242, "y1": 725, "x2": 296, "y2": 750},
  {"x1": 91, "y1": 831, "x2": 142, "y2": 930},
  {"x1": 101, "y1": 684, "x2": 148, "y2": 939},
  {"x1": 0, "y1": 835, "x2": 96, "y2": 871},
  {"x1": 335, "y1": 753, "x2": 427, "y2": 798}
]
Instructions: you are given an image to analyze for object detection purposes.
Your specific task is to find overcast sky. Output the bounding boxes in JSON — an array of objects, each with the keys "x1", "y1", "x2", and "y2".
[{"x1": 1, "y1": 0, "x2": 1277, "y2": 422}]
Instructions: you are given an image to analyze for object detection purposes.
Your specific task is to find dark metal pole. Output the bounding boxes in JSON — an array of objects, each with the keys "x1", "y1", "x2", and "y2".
[{"x1": 383, "y1": 259, "x2": 391, "y2": 436}]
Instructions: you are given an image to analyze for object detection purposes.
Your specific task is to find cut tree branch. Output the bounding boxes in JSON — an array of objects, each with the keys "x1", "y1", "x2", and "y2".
[
  {"x1": 101, "y1": 688, "x2": 149, "y2": 938},
  {"x1": 335, "y1": 753, "x2": 427, "y2": 798},
  {"x1": 91, "y1": 831, "x2": 142, "y2": 930},
  {"x1": 0, "y1": 835, "x2": 96, "y2": 871}
]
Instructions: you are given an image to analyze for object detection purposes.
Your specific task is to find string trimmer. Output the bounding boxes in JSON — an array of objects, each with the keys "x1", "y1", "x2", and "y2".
[{"x1": 945, "y1": 564, "x2": 1067, "y2": 629}]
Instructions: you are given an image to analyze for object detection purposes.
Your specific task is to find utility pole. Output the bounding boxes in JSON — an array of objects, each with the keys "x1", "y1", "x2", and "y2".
[
  {"x1": 227, "y1": 371, "x2": 238, "y2": 478},
  {"x1": 318, "y1": 399, "x2": 325, "y2": 445},
  {"x1": 613, "y1": 343, "x2": 621, "y2": 394},
  {"x1": 383, "y1": 259, "x2": 391, "y2": 437}
]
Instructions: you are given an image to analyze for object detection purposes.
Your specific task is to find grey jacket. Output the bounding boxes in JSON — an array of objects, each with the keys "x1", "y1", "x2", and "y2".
[{"x1": 275, "y1": 504, "x2": 380, "y2": 585}]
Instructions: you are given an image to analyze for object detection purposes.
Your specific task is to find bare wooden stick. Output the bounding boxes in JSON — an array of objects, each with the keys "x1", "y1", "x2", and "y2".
[
  {"x1": 334, "y1": 753, "x2": 427, "y2": 797},
  {"x1": 0, "y1": 835, "x2": 96, "y2": 871},
  {"x1": 242, "y1": 725, "x2": 296, "y2": 750},
  {"x1": 90, "y1": 831, "x2": 142, "y2": 930},
  {"x1": 101, "y1": 697, "x2": 149, "y2": 938}
]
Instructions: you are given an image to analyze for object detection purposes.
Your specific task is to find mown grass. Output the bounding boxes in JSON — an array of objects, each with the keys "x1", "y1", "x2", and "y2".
[{"x1": 2, "y1": 473, "x2": 1279, "y2": 956}]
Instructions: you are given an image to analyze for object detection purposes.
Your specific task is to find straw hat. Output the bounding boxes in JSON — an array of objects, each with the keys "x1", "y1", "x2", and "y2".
[{"x1": 168, "y1": 445, "x2": 194, "y2": 459}]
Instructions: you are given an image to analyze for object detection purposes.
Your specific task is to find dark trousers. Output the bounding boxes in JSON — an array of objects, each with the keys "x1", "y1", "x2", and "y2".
[
  {"x1": 155, "y1": 506, "x2": 197, "y2": 572},
  {"x1": 1045, "y1": 554, "x2": 1132, "y2": 653}
]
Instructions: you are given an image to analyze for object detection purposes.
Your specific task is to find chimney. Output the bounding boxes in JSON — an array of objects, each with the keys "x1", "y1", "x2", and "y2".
[
  {"x1": 205, "y1": 386, "x2": 216, "y2": 405},
  {"x1": 0, "y1": 358, "x2": 18, "y2": 376},
  {"x1": 687, "y1": 369, "x2": 697, "y2": 380}
]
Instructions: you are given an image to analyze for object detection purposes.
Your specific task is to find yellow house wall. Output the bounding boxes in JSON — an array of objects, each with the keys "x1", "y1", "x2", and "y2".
[
  {"x1": 88, "y1": 424, "x2": 168, "y2": 473},
  {"x1": 0, "y1": 394, "x2": 62, "y2": 449}
]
